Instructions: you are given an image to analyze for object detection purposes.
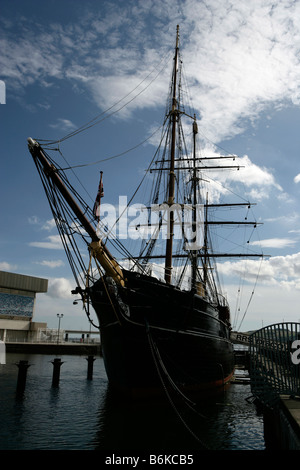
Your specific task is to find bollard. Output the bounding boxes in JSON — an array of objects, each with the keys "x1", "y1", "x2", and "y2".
[
  {"x1": 51, "y1": 358, "x2": 64, "y2": 387},
  {"x1": 86, "y1": 355, "x2": 96, "y2": 380},
  {"x1": 16, "y1": 360, "x2": 31, "y2": 393}
]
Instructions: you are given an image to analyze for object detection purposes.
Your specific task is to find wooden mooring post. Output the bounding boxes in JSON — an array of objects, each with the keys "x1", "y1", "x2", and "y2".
[
  {"x1": 51, "y1": 358, "x2": 64, "y2": 387},
  {"x1": 15, "y1": 360, "x2": 31, "y2": 393},
  {"x1": 86, "y1": 355, "x2": 96, "y2": 380}
]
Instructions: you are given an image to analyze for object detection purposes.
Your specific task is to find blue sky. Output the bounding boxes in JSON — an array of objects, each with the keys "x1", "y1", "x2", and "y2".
[{"x1": 1, "y1": 0, "x2": 300, "y2": 332}]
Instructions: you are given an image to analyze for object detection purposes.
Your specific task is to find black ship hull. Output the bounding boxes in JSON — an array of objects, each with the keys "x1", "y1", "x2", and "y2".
[{"x1": 89, "y1": 270, "x2": 235, "y2": 397}]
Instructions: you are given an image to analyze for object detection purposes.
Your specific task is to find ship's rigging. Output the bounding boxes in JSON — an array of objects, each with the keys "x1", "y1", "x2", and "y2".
[{"x1": 28, "y1": 25, "x2": 265, "y2": 332}]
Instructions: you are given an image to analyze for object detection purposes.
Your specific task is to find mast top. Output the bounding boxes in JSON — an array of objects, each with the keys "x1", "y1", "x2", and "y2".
[{"x1": 176, "y1": 24, "x2": 179, "y2": 47}]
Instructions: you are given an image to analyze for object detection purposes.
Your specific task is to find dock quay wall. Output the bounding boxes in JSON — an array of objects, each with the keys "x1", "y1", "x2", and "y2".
[
  {"x1": 264, "y1": 396, "x2": 300, "y2": 450},
  {"x1": 5, "y1": 341, "x2": 102, "y2": 356}
]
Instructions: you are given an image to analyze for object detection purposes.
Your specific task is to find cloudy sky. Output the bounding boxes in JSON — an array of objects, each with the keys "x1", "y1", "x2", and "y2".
[{"x1": 1, "y1": 0, "x2": 300, "y2": 332}]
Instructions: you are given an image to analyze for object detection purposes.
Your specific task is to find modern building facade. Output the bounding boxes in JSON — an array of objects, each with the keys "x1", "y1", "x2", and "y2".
[{"x1": 0, "y1": 271, "x2": 48, "y2": 342}]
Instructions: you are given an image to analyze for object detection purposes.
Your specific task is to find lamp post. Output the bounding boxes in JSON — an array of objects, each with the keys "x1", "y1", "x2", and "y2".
[{"x1": 57, "y1": 313, "x2": 64, "y2": 344}]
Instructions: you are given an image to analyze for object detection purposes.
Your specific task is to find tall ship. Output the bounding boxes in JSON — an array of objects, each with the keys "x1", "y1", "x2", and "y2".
[{"x1": 27, "y1": 26, "x2": 261, "y2": 397}]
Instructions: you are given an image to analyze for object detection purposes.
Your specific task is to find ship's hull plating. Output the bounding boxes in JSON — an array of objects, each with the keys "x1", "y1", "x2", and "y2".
[{"x1": 89, "y1": 270, "x2": 235, "y2": 397}]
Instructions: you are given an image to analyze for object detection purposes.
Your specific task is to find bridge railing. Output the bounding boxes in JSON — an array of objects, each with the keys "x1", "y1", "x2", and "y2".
[{"x1": 249, "y1": 322, "x2": 300, "y2": 408}]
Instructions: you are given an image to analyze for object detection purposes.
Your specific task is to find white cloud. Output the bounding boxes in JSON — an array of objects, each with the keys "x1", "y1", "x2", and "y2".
[
  {"x1": 196, "y1": 149, "x2": 281, "y2": 203},
  {"x1": 234, "y1": 156, "x2": 281, "y2": 191},
  {"x1": 46, "y1": 277, "x2": 73, "y2": 299},
  {"x1": 225, "y1": 282, "x2": 300, "y2": 331},
  {"x1": 28, "y1": 215, "x2": 40, "y2": 225},
  {"x1": 251, "y1": 238, "x2": 295, "y2": 249},
  {"x1": 34, "y1": 292, "x2": 96, "y2": 330},
  {"x1": 49, "y1": 118, "x2": 77, "y2": 132},
  {"x1": 29, "y1": 235, "x2": 64, "y2": 250},
  {"x1": 218, "y1": 251, "x2": 300, "y2": 288},
  {"x1": 214, "y1": 251, "x2": 300, "y2": 329},
  {"x1": 0, "y1": 261, "x2": 17, "y2": 272},
  {"x1": 28, "y1": 217, "x2": 57, "y2": 231},
  {"x1": 2, "y1": 0, "x2": 300, "y2": 144},
  {"x1": 181, "y1": 0, "x2": 300, "y2": 142},
  {"x1": 266, "y1": 212, "x2": 300, "y2": 226},
  {"x1": 41, "y1": 219, "x2": 56, "y2": 231},
  {"x1": 294, "y1": 174, "x2": 300, "y2": 184},
  {"x1": 35, "y1": 260, "x2": 65, "y2": 268}
]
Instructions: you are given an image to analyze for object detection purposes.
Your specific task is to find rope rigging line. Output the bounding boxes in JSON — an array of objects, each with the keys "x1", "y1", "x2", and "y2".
[
  {"x1": 98, "y1": 120, "x2": 170, "y2": 266},
  {"x1": 236, "y1": 256, "x2": 263, "y2": 331},
  {"x1": 34, "y1": 146, "x2": 142, "y2": 270},
  {"x1": 145, "y1": 322, "x2": 210, "y2": 449},
  {"x1": 83, "y1": 254, "x2": 100, "y2": 330},
  {"x1": 231, "y1": 215, "x2": 264, "y2": 330},
  {"x1": 58, "y1": 123, "x2": 165, "y2": 171},
  {"x1": 36, "y1": 48, "x2": 173, "y2": 147},
  {"x1": 34, "y1": 157, "x2": 89, "y2": 288}
]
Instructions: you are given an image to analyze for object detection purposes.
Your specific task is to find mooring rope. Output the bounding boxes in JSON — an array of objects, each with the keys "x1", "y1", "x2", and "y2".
[{"x1": 145, "y1": 321, "x2": 210, "y2": 449}]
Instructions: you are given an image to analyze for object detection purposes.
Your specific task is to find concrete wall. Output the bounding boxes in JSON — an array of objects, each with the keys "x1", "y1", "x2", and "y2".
[
  {"x1": 0, "y1": 271, "x2": 48, "y2": 342},
  {"x1": 0, "y1": 319, "x2": 47, "y2": 342},
  {"x1": 0, "y1": 271, "x2": 48, "y2": 293},
  {"x1": 264, "y1": 400, "x2": 300, "y2": 450}
]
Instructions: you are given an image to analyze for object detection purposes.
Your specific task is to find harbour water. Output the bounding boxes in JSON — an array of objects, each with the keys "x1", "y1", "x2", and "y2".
[{"x1": 0, "y1": 352, "x2": 265, "y2": 451}]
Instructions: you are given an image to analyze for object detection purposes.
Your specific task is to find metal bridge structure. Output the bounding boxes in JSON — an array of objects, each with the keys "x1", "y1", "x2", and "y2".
[{"x1": 249, "y1": 322, "x2": 300, "y2": 408}]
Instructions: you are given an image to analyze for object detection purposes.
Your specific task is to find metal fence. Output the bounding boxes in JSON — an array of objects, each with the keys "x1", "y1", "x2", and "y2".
[{"x1": 249, "y1": 323, "x2": 300, "y2": 408}]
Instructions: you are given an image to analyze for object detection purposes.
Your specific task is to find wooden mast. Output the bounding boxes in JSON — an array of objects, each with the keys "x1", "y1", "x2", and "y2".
[
  {"x1": 191, "y1": 116, "x2": 198, "y2": 290},
  {"x1": 165, "y1": 24, "x2": 179, "y2": 284},
  {"x1": 27, "y1": 138, "x2": 125, "y2": 287}
]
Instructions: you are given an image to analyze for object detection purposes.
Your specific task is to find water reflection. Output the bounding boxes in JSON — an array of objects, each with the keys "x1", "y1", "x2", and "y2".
[
  {"x1": 94, "y1": 382, "x2": 265, "y2": 451},
  {"x1": 95, "y1": 386, "x2": 208, "y2": 451},
  {"x1": 0, "y1": 354, "x2": 265, "y2": 450}
]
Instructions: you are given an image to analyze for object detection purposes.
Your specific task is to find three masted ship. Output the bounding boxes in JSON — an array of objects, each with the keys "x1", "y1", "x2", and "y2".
[{"x1": 27, "y1": 26, "x2": 262, "y2": 397}]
